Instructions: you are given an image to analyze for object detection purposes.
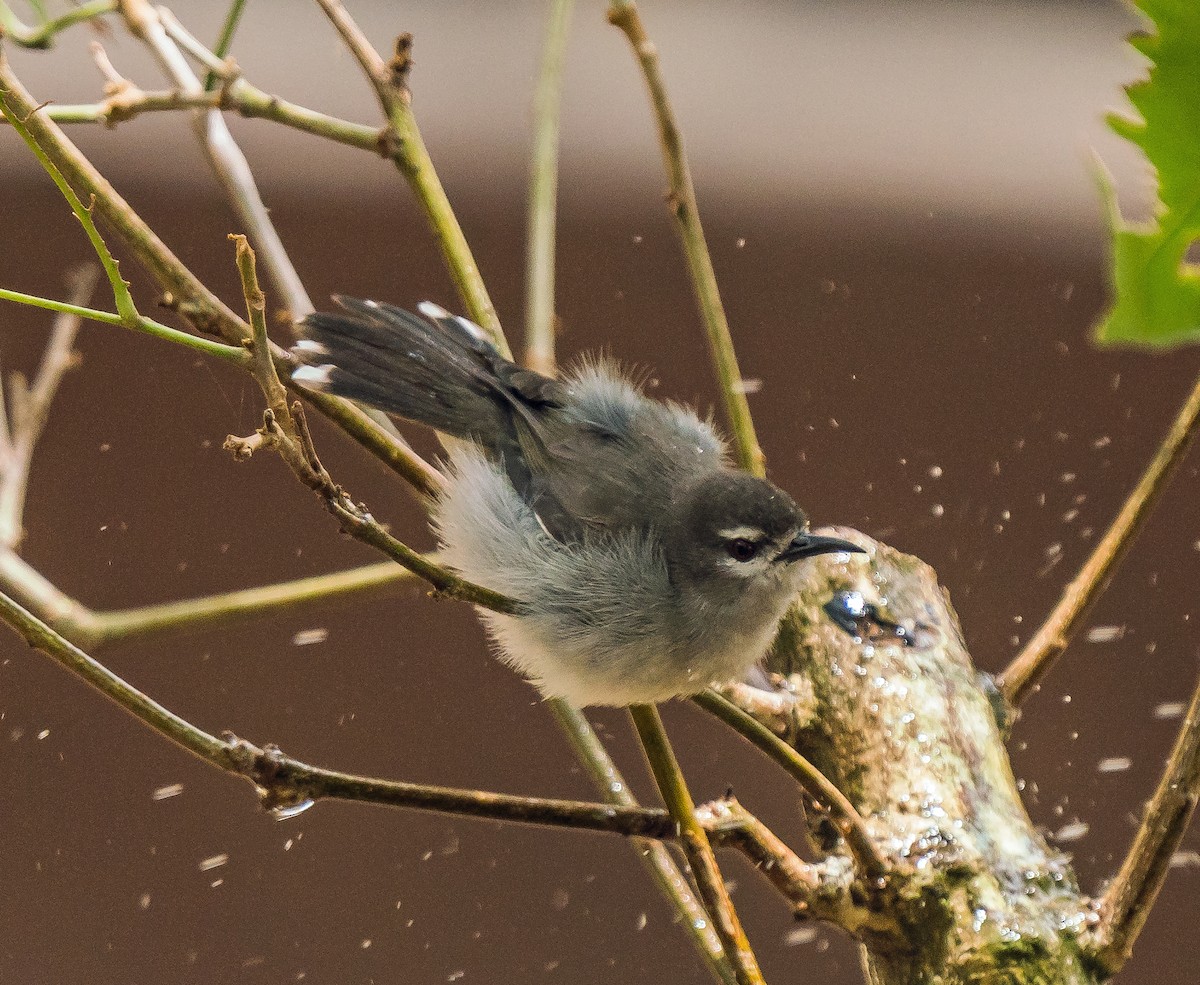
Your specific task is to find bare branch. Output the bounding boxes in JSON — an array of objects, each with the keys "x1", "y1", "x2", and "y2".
[
  {"x1": 226, "y1": 237, "x2": 515, "y2": 614},
  {"x1": 0, "y1": 58, "x2": 440, "y2": 497},
  {"x1": 630, "y1": 703, "x2": 767, "y2": 985},
  {"x1": 523, "y1": 0, "x2": 573, "y2": 375},
  {"x1": 1089, "y1": 670, "x2": 1200, "y2": 975},
  {"x1": 999, "y1": 370, "x2": 1200, "y2": 706},
  {"x1": 0, "y1": 268, "x2": 97, "y2": 548},
  {"x1": 700, "y1": 798, "x2": 855, "y2": 919},
  {"x1": 122, "y1": 0, "x2": 313, "y2": 320},
  {"x1": 0, "y1": 585, "x2": 676, "y2": 836},
  {"x1": 692, "y1": 688, "x2": 888, "y2": 882},
  {"x1": 549, "y1": 701, "x2": 740, "y2": 985},
  {"x1": 312, "y1": 0, "x2": 506, "y2": 353},
  {"x1": 0, "y1": 0, "x2": 115, "y2": 49},
  {"x1": 606, "y1": 0, "x2": 763, "y2": 477}
]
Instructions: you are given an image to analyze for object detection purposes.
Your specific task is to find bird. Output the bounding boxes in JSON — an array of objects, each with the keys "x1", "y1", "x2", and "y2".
[{"x1": 290, "y1": 297, "x2": 861, "y2": 707}]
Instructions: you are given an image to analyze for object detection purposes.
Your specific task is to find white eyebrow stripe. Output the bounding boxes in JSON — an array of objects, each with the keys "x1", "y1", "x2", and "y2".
[{"x1": 717, "y1": 526, "x2": 765, "y2": 541}]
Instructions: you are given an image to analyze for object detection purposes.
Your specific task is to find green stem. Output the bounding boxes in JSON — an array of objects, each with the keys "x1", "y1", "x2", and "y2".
[
  {"x1": 523, "y1": 0, "x2": 573, "y2": 374},
  {"x1": 0, "y1": 0, "x2": 115, "y2": 49},
  {"x1": 312, "y1": 0, "x2": 507, "y2": 355},
  {"x1": 693, "y1": 688, "x2": 887, "y2": 881},
  {"x1": 0, "y1": 55, "x2": 246, "y2": 340},
  {"x1": 549, "y1": 700, "x2": 740, "y2": 985},
  {"x1": 90, "y1": 562, "x2": 414, "y2": 646},
  {"x1": 629, "y1": 704, "x2": 766, "y2": 985},
  {"x1": 0, "y1": 287, "x2": 249, "y2": 364},
  {"x1": 0, "y1": 588, "x2": 234, "y2": 767},
  {"x1": 0, "y1": 86, "x2": 138, "y2": 324},
  {"x1": 204, "y1": 0, "x2": 247, "y2": 91},
  {"x1": 999, "y1": 368, "x2": 1200, "y2": 706},
  {"x1": 606, "y1": 1, "x2": 764, "y2": 477}
]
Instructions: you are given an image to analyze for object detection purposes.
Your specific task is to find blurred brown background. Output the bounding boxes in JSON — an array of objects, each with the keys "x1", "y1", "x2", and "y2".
[{"x1": 3, "y1": 1, "x2": 1198, "y2": 982}]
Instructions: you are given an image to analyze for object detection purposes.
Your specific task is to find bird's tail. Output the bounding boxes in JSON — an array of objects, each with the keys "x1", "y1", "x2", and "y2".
[{"x1": 291, "y1": 297, "x2": 513, "y2": 441}]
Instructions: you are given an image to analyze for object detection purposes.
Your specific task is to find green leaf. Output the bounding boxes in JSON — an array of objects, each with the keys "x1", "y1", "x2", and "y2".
[{"x1": 1097, "y1": 0, "x2": 1200, "y2": 347}]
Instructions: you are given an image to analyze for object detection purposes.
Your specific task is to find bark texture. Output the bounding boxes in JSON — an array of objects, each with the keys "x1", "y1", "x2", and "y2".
[{"x1": 775, "y1": 530, "x2": 1102, "y2": 984}]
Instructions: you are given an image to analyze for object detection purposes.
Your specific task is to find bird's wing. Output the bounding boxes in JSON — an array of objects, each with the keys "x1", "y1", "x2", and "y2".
[{"x1": 514, "y1": 363, "x2": 729, "y2": 540}]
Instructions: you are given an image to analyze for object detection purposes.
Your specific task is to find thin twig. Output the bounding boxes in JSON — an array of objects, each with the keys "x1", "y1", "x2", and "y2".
[
  {"x1": 0, "y1": 288, "x2": 249, "y2": 364},
  {"x1": 549, "y1": 701, "x2": 740, "y2": 985},
  {"x1": 630, "y1": 703, "x2": 767, "y2": 985},
  {"x1": 311, "y1": 0, "x2": 506, "y2": 353},
  {"x1": 692, "y1": 688, "x2": 888, "y2": 882},
  {"x1": 0, "y1": 58, "x2": 439, "y2": 496},
  {"x1": 123, "y1": 0, "x2": 313, "y2": 320},
  {"x1": 203, "y1": 0, "x2": 247, "y2": 91},
  {"x1": 998, "y1": 370, "x2": 1200, "y2": 706},
  {"x1": 0, "y1": 88, "x2": 137, "y2": 324},
  {"x1": 0, "y1": 0, "x2": 115, "y2": 48},
  {"x1": 523, "y1": 0, "x2": 573, "y2": 375},
  {"x1": 226, "y1": 236, "x2": 515, "y2": 614},
  {"x1": 1090, "y1": 669, "x2": 1200, "y2": 975},
  {"x1": 0, "y1": 588, "x2": 234, "y2": 766},
  {"x1": 89, "y1": 561, "x2": 418, "y2": 646},
  {"x1": 606, "y1": 0, "x2": 763, "y2": 477},
  {"x1": 0, "y1": 586, "x2": 677, "y2": 836},
  {"x1": 0, "y1": 268, "x2": 97, "y2": 548}
]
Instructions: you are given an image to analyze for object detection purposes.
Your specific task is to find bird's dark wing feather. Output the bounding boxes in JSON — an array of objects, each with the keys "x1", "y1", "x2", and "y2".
[{"x1": 293, "y1": 300, "x2": 725, "y2": 542}]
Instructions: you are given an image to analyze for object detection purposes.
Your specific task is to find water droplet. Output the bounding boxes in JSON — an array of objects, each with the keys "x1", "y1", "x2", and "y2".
[
  {"x1": 199, "y1": 853, "x2": 229, "y2": 872},
  {"x1": 292, "y1": 627, "x2": 328, "y2": 647},
  {"x1": 272, "y1": 799, "x2": 315, "y2": 820}
]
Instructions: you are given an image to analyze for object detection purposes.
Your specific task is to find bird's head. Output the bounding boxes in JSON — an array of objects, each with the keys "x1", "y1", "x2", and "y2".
[{"x1": 667, "y1": 472, "x2": 862, "y2": 600}]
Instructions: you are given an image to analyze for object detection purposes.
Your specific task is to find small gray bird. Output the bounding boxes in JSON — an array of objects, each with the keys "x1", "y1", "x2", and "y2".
[{"x1": 291, "y1": 298, "x2": 860, "y2": 706}]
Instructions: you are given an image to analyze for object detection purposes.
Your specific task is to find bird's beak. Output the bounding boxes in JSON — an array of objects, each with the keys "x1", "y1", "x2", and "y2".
[{"x1": 777, "y1": 532, "x2": 865, "y2": 563}]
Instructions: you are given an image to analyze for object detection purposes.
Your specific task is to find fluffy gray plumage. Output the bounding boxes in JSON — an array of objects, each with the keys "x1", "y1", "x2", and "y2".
[{"x1": 292, "y1": 298, "x2": 859, "y2": 706}]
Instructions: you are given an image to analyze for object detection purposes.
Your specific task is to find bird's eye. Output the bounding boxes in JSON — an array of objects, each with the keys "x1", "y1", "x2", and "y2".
[{"x1": 726, "y1": 538, "x2": 760, "y2": 562}]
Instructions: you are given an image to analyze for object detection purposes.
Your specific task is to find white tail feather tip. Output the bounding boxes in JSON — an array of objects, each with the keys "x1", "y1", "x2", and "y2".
[
  {"x1": 292, "y1": 365, "x2": 334, "y2": 389},
  {"x1": 417, "y1": 300, "x2": 451, "y2": 321}
]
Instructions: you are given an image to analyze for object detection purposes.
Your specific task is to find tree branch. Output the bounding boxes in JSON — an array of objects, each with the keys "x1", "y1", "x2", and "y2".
[
  {"x1": 1089, "y1": 668, "x2": 1200, "y2": 975},
  {"x1": 132, "y1": 1, "x2": 314, "y2": 319},
  {"x1": 0, "y1": 584, "x2": 678, "y2": 836},
  {"x1": 0, "y1": 268, "x2": 96, "y2": 548},
  {"x1": 998, "y1": 370, "x2": 1200, "y2": 706},
  {"x1": 606, "y1": 0, "x2": 763, "y2": 477},
  {"x1": 523, "y1": 0, "x2": 573, "y2": 375},
  {"x1": 312, "y1": 0, "x2": 506, "y2": 353},
  {"x1": 225, "y1": 236, "x2": 515, "y2": 614},
  {"x1": 630, "y1": 703, "x2": 767, "y2": 985},
  {"x1": 692, "y1": 688, "x2": 888, "y2": 882},
  {"x1": 549, "y1": 700, "x2": 740, "y2": 985},
  {"x1": 0, "y1": 55, "x2": 440, "y2": 498},
  {"x1": 0, "y1": 0, "x2": 115, "y2": 49}
]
